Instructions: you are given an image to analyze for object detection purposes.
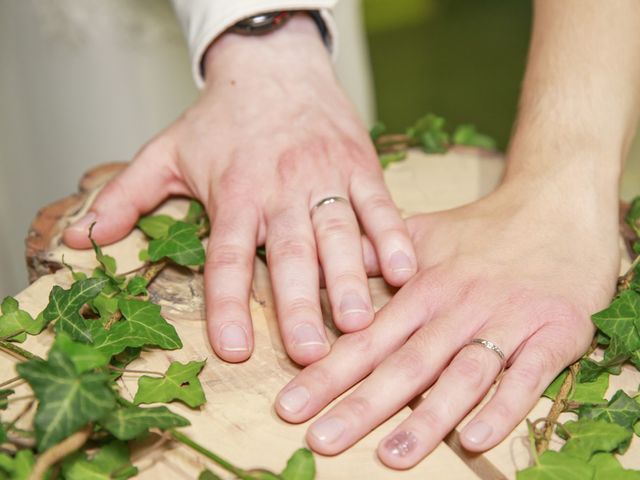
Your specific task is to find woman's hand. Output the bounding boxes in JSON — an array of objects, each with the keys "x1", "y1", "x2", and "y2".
[
  {"x1": 62, "y1": 14, "x2": 416, "y2": 365},
  {"x1": 275, "y1": 172, "x2": 621, "y2": 468}
]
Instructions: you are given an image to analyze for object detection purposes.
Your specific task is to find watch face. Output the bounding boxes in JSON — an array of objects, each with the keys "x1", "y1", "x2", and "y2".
[{"x1": 234, "y1": 12, "x2": 292, "y2": 35}]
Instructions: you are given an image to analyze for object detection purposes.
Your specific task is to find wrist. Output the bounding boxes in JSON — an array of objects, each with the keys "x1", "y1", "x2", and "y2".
[{"x1": 202, "y1": 13, "x2": 333, "y2": 87}]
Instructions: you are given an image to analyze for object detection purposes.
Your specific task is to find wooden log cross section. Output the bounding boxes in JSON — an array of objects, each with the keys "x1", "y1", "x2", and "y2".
[{"x1": 10, "y1": 148, "x2": 640, "y2": 479}]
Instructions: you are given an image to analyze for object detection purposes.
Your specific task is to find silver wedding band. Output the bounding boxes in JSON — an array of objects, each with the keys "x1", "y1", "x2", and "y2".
[
  {"x1": 310, "y1": 196, "x2": 350, "y2": 214},
  {"x1": 466, "y1": 338, "x2": 506, "y2": 374}
]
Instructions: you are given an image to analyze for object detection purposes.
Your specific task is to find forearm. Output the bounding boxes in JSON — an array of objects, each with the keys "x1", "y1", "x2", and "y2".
[{"x1": 506, "y1": 0, "x2": 640, "y2": 190}]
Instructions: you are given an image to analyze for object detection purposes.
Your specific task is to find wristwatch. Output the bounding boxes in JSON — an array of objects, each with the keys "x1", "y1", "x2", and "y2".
[{"x1": 229, "y1": 10, "x2": 330, "y2": 48}]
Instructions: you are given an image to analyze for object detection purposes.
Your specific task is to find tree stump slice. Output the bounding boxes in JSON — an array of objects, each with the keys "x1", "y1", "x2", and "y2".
[{"x1": 11, "y1": 147, "x2": 639, "y2": 479}]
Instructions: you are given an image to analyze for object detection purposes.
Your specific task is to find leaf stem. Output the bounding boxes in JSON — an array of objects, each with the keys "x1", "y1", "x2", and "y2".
[
  {"x1": 6, "y1": 394, "x2": 35, "y2": 403},
  {"x1": 536, "y1": 361, "x2": 579, "y2": 454},
  {"x1": 107, "y1": 366, "x2": 165, "y2": 377},
  {"x1": 526, "y1": 420, "x2": 539, "y2": 466},
  {"x1": 618, "y1": 253, "x2": 640, "y2": 292},
  {"x1": 169, "y1": 429, "x2": 255, "y2": 480},
  {"x1": 0, "y1": 375, "x2": 24, "y2": 388},
  {"x1": 0, "y1": 341, "x2": 40, "y2": 361},
  {"x1": 29, "y1": 425, "x2": 92, "y2": 480}
]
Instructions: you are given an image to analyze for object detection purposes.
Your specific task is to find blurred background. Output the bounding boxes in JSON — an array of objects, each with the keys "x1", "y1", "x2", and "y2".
[{"x1": 0, "y1": 0, "x2": 639, "y2": 297}]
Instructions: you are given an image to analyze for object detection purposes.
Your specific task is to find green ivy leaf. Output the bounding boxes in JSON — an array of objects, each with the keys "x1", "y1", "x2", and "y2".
[
  {"x1": 134, "y1": 360, "x2": 206, "y2": 408},
  {"x1": 452, "y1": 124, "x2": 496, "y2": 149},
  {"x1": 91, "y1": 292, "x2": 120, "y2": 324},
  {"x1": 281, "y1": 448, "x2": 316, "y2": 480},
  {"x1": 379, "y1": 151, "x2": 407, "y2": 168},
  {"x1": 598, "y1": 337, "x2": 630, "y2": 372},
  {"x1": 0, "y1": 389, "x2": 14, "y2": 410},
  {"x1": 631, "y1": 351, "x2": 640, "y2": 371},
  {"x1": 185, "y1": 200, "x2": 207, "y2": 225},
  {"x1": 516, "y1": 451, "x2": 593, "y2": 479},
  {"x1": 108, "y1": 347, "x2": 142, "y2": 381},
  {"x1": 89, "y1": 226, "x2": 125, "y2": 286},
  {"x1": 125, "y1": 276, "x2": 148, "y2": 296},
  {"x1": 0, "y1": 423, "x2": 5, "y2": 445},
  {"x1": 0, "y1": 296, "x2": 44, "y2": 339},
  {"x1": 369, "y1": 121, "x2": 386, "y2": 141},
  {"x1": 61, "y1": 441, "x2": 138, "y2": 480},
  {"x1": 50, "y1": 332, "x2": 110, "y2": 374},
  {"x1": 198, "y1": 470, "x2": 223, "y2": 480},
  {"x1": 543, "y1": 369, "x2": 608, "y2": 404},
  {"x1": 591, "y1": 291, "x2": 640, "y2": 354},
  {"x1": 626, "y1": 196, "x2": 640, "y2": 236},
  {"x1": 138, "y1": 249, "x2": 150, "y2": 262},
  {"x1": 406, "y1": 114, "x2": 449, "y2": 153},
  {"x1": 90, "y1": 299, "x2": 182, "y2": 357},
  {"x1": 589, "y1": 452, "x2": 640, "y2": 480},
  {"x1": 558, "y1": 419, "x2": 631, "y2": 460},
  {"x1": 137, "y1": 215, "x2": 176, "y2": 240},
  {"x1": 16, "y1": 350, "x2": 116, "y2": 450},
  {"x1": 579, "y1": 390, "x2": 640, "y2": 432},
  {"x1": 148, "y1": 221, "x2": 205, "y2": 266},
  {"x1": 0, "y1": 450, "x2": 35, "y2": 480},
  {"x1": 44, "y1": 277, "x2": 109, "y2": 343},
  {"x1": 99, "y1": 405, "x2": 190, "y2": 440}
]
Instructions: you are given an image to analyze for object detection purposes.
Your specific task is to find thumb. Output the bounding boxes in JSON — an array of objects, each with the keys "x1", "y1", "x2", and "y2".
[{"x1": 63, "y1": 134, "x2": 187, "y2": 248}]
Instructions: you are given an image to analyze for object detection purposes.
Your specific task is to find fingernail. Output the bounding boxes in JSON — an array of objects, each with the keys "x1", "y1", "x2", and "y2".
[
  {"x1": 389, "y1": 251, "x2": 413, "y2": 273},
  {"x1": 462, "y1": 421, "x2": 493, "y2": 445},
  {"x1": 340, "y1": 291, "x2": 369, "y2": 316},
  {"x1": 67, "y1": 212, "x2": 96, "y2": 232},
  {"x1": 309, "y1": 416, "x2": 346, "y2": 444},
  {"x1": 278, "y1": 385, "x2": 310, "y2": 414},
  {"x1": 219, "y1": 324, "x2": 248, "y2": 352},
  {"x1": 292, "y1": 323, "x2": 325, "y2": 347},
  {"x1": 384, "y1": 431, "x2": 418, "y2": 457}
]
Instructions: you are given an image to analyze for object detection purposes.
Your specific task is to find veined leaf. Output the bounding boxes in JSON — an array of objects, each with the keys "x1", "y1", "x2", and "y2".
[
  {"x1": 50, "y1": 332, "x2": 110, "y2": 374},
  {"x1": 0, "y1": 389, "x2": 14, "y2": 410},
  {"x1": 0, "y1": 296, "x2": 44, "y2": 339},
  {"x1": 516, "y1": 451, "x2": 593, "y2": 480},
  {"x1": 281, "y1": 448, "x2": 316, "y2": 480},
  {"x1": 99, "y1": 405, "x2": 190, "y2": 440},
  {"x1": 543, "y1": 369, "x2": 608, "y2": 404},
  {"x1": 185, "y1": 200, "x2": 207, "y2": 225},
  {"x1": 591, "y1": 291, "x2": 640, "y2": 354},
  {"x1": 62, "y1": 441, "x2": 137, "y2": 480},
  {"x1": 558, "y1": 419, "x2": 631, "y2": 460},
  {"x1": 589, "y1": 452, "x2": 640, "y2": 480},
  {"x1": 626, "y1": 196, "x2": 640, "y2": 236},
  {"x1": 90, "y1": 299, "x2": 182, "y2": 357},
  {"x1": 44, "y1": 277, "x2": 109, "y2": 343},
  {"x1": 578, "y1": 390, "x2": 640, "y2": 432},
  {"x1": 134, "y1": 360, "x2": 206, "y2": 408},
  {"x1": 148, "y1": 221, "x2": 205, "y2": 266},
  {"x1": 137, "y1": 214, "x2": 176, "y2": 240},
  {"x1": 16, "y1": 350, "x2": 115, "y2": 450}
]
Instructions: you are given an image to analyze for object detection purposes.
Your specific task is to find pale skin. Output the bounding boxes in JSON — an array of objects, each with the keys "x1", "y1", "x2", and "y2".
[
  {"x1": 275, "y1": 0, "x2": 640, "y2": 468},
  {"x1": 63, "y1": 0, "x2": 640, "y2": 470},
  {"x1": 63, "y1": 15, "x2": 417, "y2": 366}
]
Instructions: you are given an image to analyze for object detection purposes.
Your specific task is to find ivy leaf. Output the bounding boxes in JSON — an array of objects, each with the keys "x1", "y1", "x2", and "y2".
[
  {"x1": 543, "y1": 369, "x2": 608, "y2": 404},
  {"x1": 50, "y1": 332, "x2": 110, "y2": 374},
  {"x1": 626, "y1": 196, "x2": 640, "y2": 236},
  {"x1": 631, "y1": 350, "x2": 640, "y2": 371},
  {"x1": 516, "y1": 450, "x2": 593, "y2": 480},
  {"x1": 281, "y1": 448, "x2": 316, "y2": 480},
  {"x1": 578, "y1": 390, "x2": 640, "y2": 432},
  {"x1": 598, "y1": 337, "x2": 629, "y2": 373},
  {"x1": 199, "y1": 470, "x2": 223, "y2": 480},
  {"x1": 148, "y1": 221, "x2": 205, "y2": 266},
  {"x1": 91, "y1": 292, "x2": 120, "y2": 323},
  {"x1": 558, "y1": 419, "x2": 631, "y2": 460},
  {"x1": 0, "y1": 389, "x2": 14, "y2": 410},
  {"x1": 108, "y1": 347, "x2": 141, "y2": 381},
  {"x1": 90, "y1": 298, "x2": 182, "y2": 357},
  {"x1": 589, "y1": 452, "x2": 640, "y2": 480},
  {"x1": 134, "y1": 360, "x2": 206, "y2": 408},
  {"x1": 99, "y1": 405, "x2": 190, "y2": 440},
  {"x1": 0, "y1": 450, "x2": 35, "y2": 480},
  {"x1": 379, "y1": 151, "x2": 407, "y2": 168},
  {"x1": 61, "y1": 441, "x2": 138, "y2": 480},
  {"x1": 0, "y1": 423, "x2": 5, "y2": 445},
  {"x1": 0, "y1": 296, "x2": 44, "y2": 339},
  {"x1": 407, "y1": 114, "x2": 449, "y2": 153},
  {"x1": 452, "y1": 124, "x2": 496, "y2": 149},
  {"x1": 16, "y1": 350, "x2": 116, "y2": 450},
  {"x1": 369, "y1": 121, "x2": 387, "y2": 141},
  {"x1": 125, "y1": 276, "x2": 148, "y2": 296},
  {"x1": 89, "y1": 225, "x2": 125, "y2": 286},
  {"x1": 44, "y1": 277, "x2": 109, "y2": 343},
  {"x1": 185, "y1": 200, "x2": 207, "y2": 226},
  {"x1": 137, "y1": 215, "x2": 176, "y2": 240},
  {"x1": 591, "y1": 291, "x2": 640, "y2": 354}
]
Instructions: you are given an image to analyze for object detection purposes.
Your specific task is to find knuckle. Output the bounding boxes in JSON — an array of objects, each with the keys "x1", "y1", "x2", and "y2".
[
  {"x1": 448, "y1": 352, "x2": 490, "y2": 389},
  {"x1": 304, "y1": 364, "x2": 333, "y2": 390},
  {"x1": 364, "y1": 193, "x2": 394, "y2": 214},
  {"x1": 267, "y1": 238, "x2": 314, "y2": 263},
  {"x1": 488, "y1": 400, "x2": 513, "y2": 423},
  {"x1": 388, "y1": 346, "x2": 427, "y2": 381},
  {"x1": 284, "y1": 298, "x2": 321, "y2": 319},
  {"x1": 412, "y1": 408, "x2": 442, "y2": 430},
  {"x1": 337, "y1": 330, "x2": 374, "y2": 354},
  {"x1": 340, "y1": 395, "x2": 371, "y2": 419},
  {"x1": 315, "y1": 216, "x2": 354, "y2": 238},
  {"x1": 206, "y1": 245, "x2": 250, "y2": 270},
  {"x1": 211, "y1": 295, "x2": 245, "y2": 313}
]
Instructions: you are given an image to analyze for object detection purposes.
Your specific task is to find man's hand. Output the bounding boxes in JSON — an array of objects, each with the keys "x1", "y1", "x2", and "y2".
[
  {"x1": 275, "y1": 173, "x2": 621, "y2": 468},
  {"x1": 62, "y1": 14, "x2": 416, "y2": 365}
]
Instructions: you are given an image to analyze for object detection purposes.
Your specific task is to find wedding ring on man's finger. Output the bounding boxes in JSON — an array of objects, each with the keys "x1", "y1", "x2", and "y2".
[
  {"x1": 465, "y1": 338, "x2": 507, "y2": 377},
  {"x1": 310, "y1": 196, "x2": 350, "y2": 215}
]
